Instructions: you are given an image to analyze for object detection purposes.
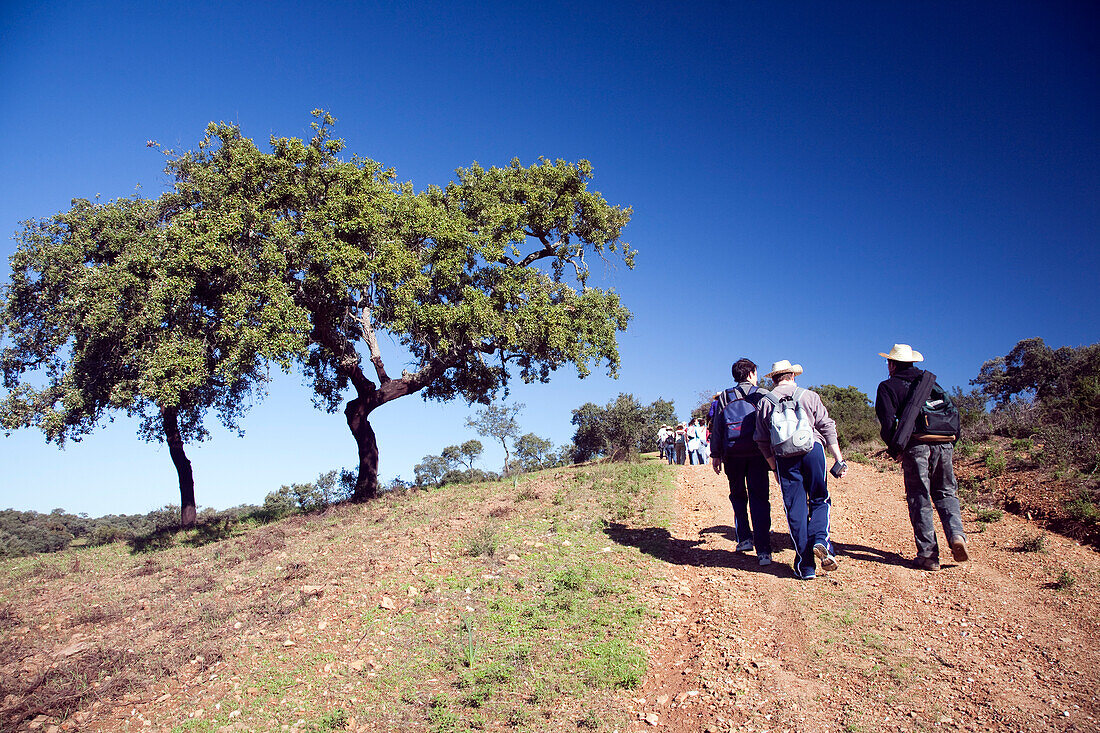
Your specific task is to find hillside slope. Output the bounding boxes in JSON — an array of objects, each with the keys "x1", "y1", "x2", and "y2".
[{"x1": 2, "y1": 459, "x2": 1099, "y2": 732}]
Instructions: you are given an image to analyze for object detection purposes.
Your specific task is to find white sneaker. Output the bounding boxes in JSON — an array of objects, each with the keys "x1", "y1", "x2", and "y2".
[
  {"x1": 758, "y1": 553, "x2": 772, "y2": 566},
  {"x1": 735, "y1": 540, "x2": 754, "y2": 552},
  {"x1": 813, "y1": 543, "x2": 839, "y2": 572}
]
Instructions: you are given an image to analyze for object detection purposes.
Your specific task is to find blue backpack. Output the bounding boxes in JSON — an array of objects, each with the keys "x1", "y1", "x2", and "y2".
[{"x1": 715, "y1": 386, "x2": 762, "y2": 456}]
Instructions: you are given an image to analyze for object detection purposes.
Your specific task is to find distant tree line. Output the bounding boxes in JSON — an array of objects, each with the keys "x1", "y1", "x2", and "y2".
[{"x1": 0, "y1": 469, "x2": 357, "y2": 559}]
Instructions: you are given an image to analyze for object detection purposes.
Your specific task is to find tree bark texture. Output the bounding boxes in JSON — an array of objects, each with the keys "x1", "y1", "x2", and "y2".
[
  {"x1": 161, "y1": 406, "x2": 197, "y2": 528},
  {"x1": 345, "y1": 397, "x2": 380, "y2": 502}
]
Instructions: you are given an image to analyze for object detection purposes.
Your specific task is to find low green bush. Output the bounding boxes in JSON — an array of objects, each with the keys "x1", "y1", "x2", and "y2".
[{"x1": 984, "y1": 448, "x2": 1007, "y2": 477}]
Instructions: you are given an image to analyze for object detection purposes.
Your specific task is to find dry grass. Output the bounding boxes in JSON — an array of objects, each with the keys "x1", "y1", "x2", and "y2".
[{"x1": 1, "y1": 460, "x2": 675, "y2": 731}]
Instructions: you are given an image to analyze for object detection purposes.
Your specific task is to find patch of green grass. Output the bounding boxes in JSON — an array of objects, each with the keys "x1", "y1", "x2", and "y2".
[
  {"x1": 975, "y1": 507, "x2": 1003, "y2": 523},
  {"x1": 1010, "y1": 438, "x2": 1034, "y2": 452},
  {"x1": 581, "y1": 638, "x2": 645, "y2": 689},
  {"x1": 313, "y1": 709, "x2": 348, "y2": 730}
]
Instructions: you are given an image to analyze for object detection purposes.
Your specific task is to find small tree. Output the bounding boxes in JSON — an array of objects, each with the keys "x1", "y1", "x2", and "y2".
[
  {"x1": 442, "y1": 439, "x2": 483, "y2": 470},
  {"x1": 571, "y1": 394, "x2": 675, "y2": 462},
  {"x1": 414, "y1": 454, "x2": 453, "y2": 488},
  {"x1": 514, "y1": 432, "x2": 554, "y2": 472},
  {"x1": 467, "y1": 403, "x2": 524, "y2": 474}
]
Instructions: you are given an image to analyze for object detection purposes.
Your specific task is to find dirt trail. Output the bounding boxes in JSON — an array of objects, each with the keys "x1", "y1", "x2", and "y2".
[{"x1": 628, "y1": 461, "x2": 1100, "y2": 732}]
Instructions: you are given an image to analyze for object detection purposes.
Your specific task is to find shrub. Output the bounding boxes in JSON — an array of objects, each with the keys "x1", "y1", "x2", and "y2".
[
  {"x1": 983, "y1": 449, "x2": 1007, "y2": 477},
  {"x1": 812, "y1": 385, "x2": 880, "y2": 448},
  {"x1": 1019, "y1": 533, "x2": 1045, "y2": 552},
  {"x1": 1065, "y1": 492, "x2": 1100, "y2": 525},
  {"x1": 975, "y1": 507, "x2": 1003, "y2": 523},
  {"x1": 467, "y1": 525, "x2": 497, "y2": 558},
  {"x1": 1053, "y1": 570, "x2": 1076, "y2": 591}
]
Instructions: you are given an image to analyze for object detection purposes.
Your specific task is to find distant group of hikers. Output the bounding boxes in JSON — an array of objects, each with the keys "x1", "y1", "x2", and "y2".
[
  {"x1": 656, "y1": 420, "x2": 711, "y2": 466},
  {"x1": 661, "y1": 345, "x2": 969, "y2": 580}
]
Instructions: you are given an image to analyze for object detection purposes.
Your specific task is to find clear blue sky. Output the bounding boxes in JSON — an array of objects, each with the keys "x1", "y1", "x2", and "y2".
[{"x1": 1, "y1": 1, "x2": 1097, "y2": 516}]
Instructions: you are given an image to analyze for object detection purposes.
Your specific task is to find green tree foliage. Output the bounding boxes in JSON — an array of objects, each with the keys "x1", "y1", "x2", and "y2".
[
  {"x1": 570, "y1": 394, "x2": 676, "y2": 462},
  {"x1": 0, "y1": 194, "x2": 307, "y2": 526},
  {"x1": 414, "y1": 454, "x2": 454, "y2": 488},
  {"x1": 466, "y1": 402, "x2": 525, "y2": 474},
  {"x1": 0, "y1": 111, "x2": 633, "y2": 507},
  {"x1": 974, "y1": 337, "x2": 1100, "y2": 468},
  {"x1": 811, "y1": 385, "x2": 880, "y2": 448},
  {"x1": 514, "y1": 432, "x2": 557, "y2": 472},
  {"x1": 441, "y1": 439, "x2": 483, "y2": 470},
  {"x1": 161, "y1": 111, "x2": 633, "y2": 500}
]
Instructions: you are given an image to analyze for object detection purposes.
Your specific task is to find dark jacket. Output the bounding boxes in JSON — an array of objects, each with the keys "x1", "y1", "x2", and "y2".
[{"x1": 875, "y1": 365, "x2": 924, "y2": 446}]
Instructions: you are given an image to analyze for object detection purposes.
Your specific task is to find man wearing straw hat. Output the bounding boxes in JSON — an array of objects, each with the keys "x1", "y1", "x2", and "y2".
[
  {"x1": 875, "y1": 344, "x2": 968, "y2": 572},
  {"x1": 753, "y1": 360, "x2": 848, "y2": 580}
]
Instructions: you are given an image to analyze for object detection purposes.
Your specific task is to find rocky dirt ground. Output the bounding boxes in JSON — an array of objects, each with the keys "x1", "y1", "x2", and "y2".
[{"x1": 624, "y1": 460, "x2": 1100, "y2": 732}]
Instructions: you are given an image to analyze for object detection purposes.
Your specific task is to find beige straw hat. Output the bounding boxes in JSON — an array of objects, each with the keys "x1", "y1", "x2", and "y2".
[
  {"x1": 878, "y1": 344, "x2": 924, "y2": 362},
  {"x1": 764, "y1": 359, "x2": 803, "y2": 378}
]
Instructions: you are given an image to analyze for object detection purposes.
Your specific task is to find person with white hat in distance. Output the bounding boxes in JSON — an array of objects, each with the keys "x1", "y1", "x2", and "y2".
[
  {"x1": 752, "y1": 360, "x2": 848, "y2": 580},
  {"x1": 875, "y1": 344, "x2": 969, "y2": 572}
]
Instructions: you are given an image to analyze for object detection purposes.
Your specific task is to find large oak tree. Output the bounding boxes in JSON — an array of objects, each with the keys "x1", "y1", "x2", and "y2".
[
  {"x1": 7, "y1": 111, "x2": 634, "y2": 503},
  {"x1": 0, "y1": 195, "x2": 307, "y2": 525}
]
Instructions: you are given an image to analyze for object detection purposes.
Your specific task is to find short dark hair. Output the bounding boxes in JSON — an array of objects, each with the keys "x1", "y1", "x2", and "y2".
[
  {"x1": 732, "y1": 358, "x2": 757, "y2": 383},
  {"x1": 887, "y1": 359, "x2": 909, "y2": 370}
]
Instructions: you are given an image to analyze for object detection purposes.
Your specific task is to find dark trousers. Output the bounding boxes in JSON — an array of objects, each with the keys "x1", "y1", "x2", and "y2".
[
  {"x1": 776, "y1": 442, "x2": 833, "y2": 578},
  {"x1": 901, "y1": 442, "x2": 965, "y2": 559},
  {"x1": 724, "y1": 452, "x2": 772, "y2": 553}
]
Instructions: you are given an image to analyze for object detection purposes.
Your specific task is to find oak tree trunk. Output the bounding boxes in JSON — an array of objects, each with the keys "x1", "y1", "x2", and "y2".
[
  {"x1": 345, "y1": 396, "x2": 380, "y2": 502},
  {"x1": 161, "y1": 406, "x2": 197, "y2": 528}
]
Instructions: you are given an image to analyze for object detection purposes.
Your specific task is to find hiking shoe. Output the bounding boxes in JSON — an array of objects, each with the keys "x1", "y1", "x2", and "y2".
[
  {"x1": 735, "y1": 539, "x2": 754, "y2": 552},
  {"x1": 813, "y1": 543, "x2": 839, "y2": 572},
  {"x1": 914, "y1": 555, "x2": 941, "y2": 572},
  {"x1": 758, "y1": 553, "x2": 772, "y2": 566},
  {"x1": 950, "y1": 535, "x2": 969, "y2": 562}
]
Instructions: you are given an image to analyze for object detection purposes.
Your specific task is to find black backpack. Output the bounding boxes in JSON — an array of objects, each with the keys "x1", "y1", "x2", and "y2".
[{"x1": 916, "y1": 381, "x2": 960, "y2": 438}]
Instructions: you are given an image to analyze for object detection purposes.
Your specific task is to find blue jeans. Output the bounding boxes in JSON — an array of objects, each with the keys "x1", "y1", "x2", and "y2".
[
  {"x1": 689, "y1": 447, "x2": 705, "y2": 465},
  {"x1": 724, "y1": 453, "x2": 771, "y2": 553},
  {"x1": 776, "y1": 443, "x2": 833, "y2": 578}
]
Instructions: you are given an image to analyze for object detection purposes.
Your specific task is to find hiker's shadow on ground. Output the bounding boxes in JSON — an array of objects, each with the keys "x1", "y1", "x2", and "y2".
[
  {"x1": 606, "y1": 523, "x2": 913, "y2": 572},
  {"x1": 603, "y1": 523, "x2": 788, "y2": 576},
  {"x1": 832, "y1": 542, "x2": 911, "y2": 569}
]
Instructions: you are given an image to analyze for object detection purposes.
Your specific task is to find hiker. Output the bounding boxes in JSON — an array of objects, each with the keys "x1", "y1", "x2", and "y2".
[
  {"x1": 687, "y1": 419, "x2": 706, "y2": 465},
  {"x1": 753, "y1": 360, "x2": 847, "y2": 580},
  {"x1": 660, "y1": 425, "x2": 676, "y2": 464},
  {"x1": 711, "y1": 358, "x2": 773, "y2": 565},
  {"x1": 656, "y1": 424, "x2": 670, "y2": 460},
  {"x1": 701, "y1": 418, "x2": 711, "y2": 463},
  {"x1": 874, "y1": 344, "x2": 968, "y2": 571},
  {"x1": 674, "y1": 423, "x2": 687, "y2": 465}
]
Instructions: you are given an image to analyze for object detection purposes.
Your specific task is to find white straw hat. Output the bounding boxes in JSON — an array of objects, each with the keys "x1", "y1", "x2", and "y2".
[
  {"x1": 764, "y1": 359, "x2": 803, "y2": 378},
  {"x1": 878, "y1": 344, "x2": 924, "y2": 362}
]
